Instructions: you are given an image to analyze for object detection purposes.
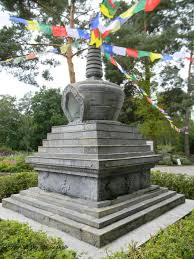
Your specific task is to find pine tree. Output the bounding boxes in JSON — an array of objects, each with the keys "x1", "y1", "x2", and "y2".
[{"x1": 0, "y1": 0, "x2": 89, "y2": 85}]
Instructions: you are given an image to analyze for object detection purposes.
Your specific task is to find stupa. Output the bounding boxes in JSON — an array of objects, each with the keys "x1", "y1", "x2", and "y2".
[{"x1": 2, "y1": 46, "x2": 185, "y2": 247}]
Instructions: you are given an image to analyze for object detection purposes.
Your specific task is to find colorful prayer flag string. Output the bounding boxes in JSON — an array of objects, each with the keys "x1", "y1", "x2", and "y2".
[
  {"x1": 100, "y1": 0, "x2": 121, "y2": 19},
  {"x1": 103, "y1": 52, "x2": 182, "y2": 133},
  {"x1": 89, "y1": 13, "x2": 103, "y2": 48},
  {"x1": 9, "y1": 16, "x2": 90, "y2": 40},
  {"x1": 99, "y1": 0, "x2": 161, "y2": 38},
  {"x1": 101, "y1": 44, "x2": 193, "y2": 63},
  {"x1": 0, "y1": 43, "x2": 73, "y2": 65}
]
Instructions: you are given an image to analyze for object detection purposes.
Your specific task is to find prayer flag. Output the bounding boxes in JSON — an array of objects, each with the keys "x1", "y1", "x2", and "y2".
[
  {"x1": 27, "y1": 20, "x2": 39, "y2": 31},
  {"x1": 138, "y1": 50, "x2": 150, "y2": 58},
  {"x1": 134, "y1": 0, "x2": 146, "y2": 14},
  {"x1": 102, "y1": 44, "x2": 113, "y2": 54},
  {"x1": 90, "y1": 13, "x2": 100, "y2": 30},
  {"x1": 163, "y1": 54, "x2": 173, "y2": 61},
  {"x1": 145, "y1": 0, "x2": 161, "y2": 12},
  {"x1": 5, "y1": 58, "x2": 13, "y2": 63},
  {"x1": 126, "y1": 48, "x2": 138, "y2": 58},
  {"x1": 77, "y1": 29, "x2": 90, "y2": 39},
  {"x1": 39, "y1": 24, "x2": 52, "y2": 35},
  {"x1": 100, "y1": 0, "x2": 120, "y2": 18},
  {"x1": 112, "y1": 46, "x2": 126, "y2": 56},
  {"x1": 26, "y1": 53, "x2": 37, "y2": 60},
  {"x1": 120, "y1": 5, "x2": 135, "y2": 19},
  {"x1": 66, "y1": 27, "x2": 80, "y2": 38},
  {"x1": 52, "y1": 26, "x2": 67, "y2": 37},
  {"x1": 10, "y1": 16, "x2": 27, "y2": 25},
  {"x1": 150, "y1": 52, "x2": 162, "y2": 62},
  {"x1": 90, "y1": 13, "x2": 102, "y2": 47},
  {"x1": 60, "y1": 44, "x2": 70, "y2": 54}
]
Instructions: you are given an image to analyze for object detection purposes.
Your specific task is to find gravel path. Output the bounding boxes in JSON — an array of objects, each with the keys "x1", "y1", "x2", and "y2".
[{"x1": 152, "y1": 166, "x2": 194, "y2": 177}]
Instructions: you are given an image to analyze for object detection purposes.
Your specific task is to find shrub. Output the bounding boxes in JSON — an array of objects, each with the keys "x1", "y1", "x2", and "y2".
[
  {"x1": 0, "y1": 146, "x2": 15, "y2": 157},
  {"x1": 0, "y1": 220, "x2": 77, "y2": 259},
  {"x1": 104, "y1": 210, "x2": 194, "y2": 259},
  {"x1": 0, "y1": 154, "x2": 33, "y2": 173},
  {"x1": 151, "y1": 171, "x2": 194, "y2": 200},
  {"x1": 0, "y1": 172, "x2": 38, "y2": 202}
]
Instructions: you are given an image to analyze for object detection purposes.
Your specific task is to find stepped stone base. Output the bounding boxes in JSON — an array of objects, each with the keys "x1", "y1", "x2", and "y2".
[
  {"x1": 26, "y1": 121, "x2": 160, "y2": 201},
  {"x1": 2, "y1": 186, "x2": 185, "y2": 247}
]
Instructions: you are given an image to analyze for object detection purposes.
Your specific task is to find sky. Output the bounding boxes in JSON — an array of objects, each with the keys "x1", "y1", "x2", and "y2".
[
  {"x1": 0, "y1": 0, "x2": 193, "y2": 119},
  {"x1": 0, "y1": 0, "x2": 100, "y2": 98}
]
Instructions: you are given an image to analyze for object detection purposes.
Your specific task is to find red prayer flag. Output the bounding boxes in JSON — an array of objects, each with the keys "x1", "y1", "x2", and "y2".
[
  {"x1": 26, "y1": 53, "x2": 37, "y2": 60},
  {"x1": 102, "y1": 30, "x2": 111, "y2": 38},
  {"x1": 110, "y1": 57, "x2": 117, "y2": 66},
  {"x1": 186, "y1": 57, "x2": 194, "y2": 62},
  {"x1": 93, "y1": 28, "x2": 100, "y2": 38},
  {"x1": 52, "y1": 26, "x2": 67, "y2": 37},
  {"x1": 108, "y1": 0, "x2": 116, "y2": 9},
  {"x1": 145, "y1": 0, "x2": 161, "y2": 12},
  {"x1": 126, "y1": 48, "x2": 138, "y2": 58},
  {"x1": 146, "y1": 97, "x2": 153, "y2": 104}
]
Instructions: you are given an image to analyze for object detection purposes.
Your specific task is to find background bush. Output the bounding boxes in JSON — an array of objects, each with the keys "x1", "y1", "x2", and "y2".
[
  {"x1": 0, "y1": 220, "x2": 77, "y2": 259},
  {"x1": 105, "y1": 210, "x2": 194, "y2": 259},
  {"x1": 151, "y1": 171, "x2": 194, "y2": 199},
  {"x1": 0, "y1": 172, "x2": 38, "y2": 202},
  {"x1": 0, "y1": 154, "x2": 33, "y2": 173}
]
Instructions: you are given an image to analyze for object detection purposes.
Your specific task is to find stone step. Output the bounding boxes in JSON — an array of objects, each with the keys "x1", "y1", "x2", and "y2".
[
  {"x1": 38, "y1": 144, "x2": 151, "y2": 154},
  {"x1": 27, "y1": 154, "x2": 159, "y2": 170},
  {"x1": 10, "y1": 189, "x2": 175, "y2": 229},
  {"x1": 47, "y1": 131, "x2": 144, "y2": 141},
  {"x1": 51, "y1": 123, "x2": 139, "y2": 134},
  {"x1": 19, "y1": 186, "x2": 162, "y2": 218},
  {"x1": 2, "y1": 193, "x2": 185, "y2": 247},
  {"x1": 34, "y1": 151, "x2": 154, "y2": 160},
  {"x1": 42, "y1": 138, "x2": 146, "y2": 147}
]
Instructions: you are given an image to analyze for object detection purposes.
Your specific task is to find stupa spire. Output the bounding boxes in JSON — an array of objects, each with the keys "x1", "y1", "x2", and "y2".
[{"x1": 86, "y1": 46, "x2": 103, "y2": 79}]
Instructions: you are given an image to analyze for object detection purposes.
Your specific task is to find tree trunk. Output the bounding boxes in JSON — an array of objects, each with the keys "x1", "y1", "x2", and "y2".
[
  {"x1": 184, "y1": 51, "x2": 193, "y2": 157},
  {"x1": 66, "y1": 1, "x2": 76, "y2": 84}
]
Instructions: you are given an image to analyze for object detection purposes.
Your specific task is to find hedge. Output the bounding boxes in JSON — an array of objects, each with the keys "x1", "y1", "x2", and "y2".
[
  {"x1": 105, "y1": 210, "x2": 194, "y2": 259},
  {"x1": 0, "y1": 154, "x2": 33, "y2": 173},
  {"x1": 0, "y1": 172, "x2": 38, "y2": 202},
  {"x1": 151, "y1": 170, "x2": 194, "y2": 200},
  {"x1": 0, "y1": 220, "x2": 77, "y2": 259}
]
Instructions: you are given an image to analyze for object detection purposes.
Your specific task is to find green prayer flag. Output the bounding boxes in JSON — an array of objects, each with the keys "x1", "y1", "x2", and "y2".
[
  {"x1": 39, "y1": 24, "x2": 52, "y2": 35},
  {"x1": 134, "y1": 0, "x2": 146, "y2": 14},
  {"x1": 138, "y1": 50, "x2": 151, "y2": 58}
]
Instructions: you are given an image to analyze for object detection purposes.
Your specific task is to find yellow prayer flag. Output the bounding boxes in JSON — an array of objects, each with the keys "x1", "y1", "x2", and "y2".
[
  {"x1": 5, "y1": 58, "x2": 13, "y2": 63},
  {"x1": 89, "y1": 31, "x2": 102, "y2": 48},
  {"x1": 150, "y1": 53, "x2": 162, "y2": 62},
  {"x1": 60, "y1": 44, "x2": 70, "y2": 54},
  {"x1": 125, "y1": 74, "x2": 132, "y2": 80},
  {"x1": 120, "y1": 5, "x2": 135, "y2": 19},
  {"x1": 27, "y1": 20, "x2": 39, "y2": 31},
  {"x1": 100, "y1": 4, "x2": 113, "y2": 19}
]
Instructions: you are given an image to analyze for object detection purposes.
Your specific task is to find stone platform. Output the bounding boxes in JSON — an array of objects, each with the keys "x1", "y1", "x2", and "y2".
[
  {"x1": 26, "y1": 121, "x2": 160, "y2": 201},
  {"x1": 2, "y1": 185, "x2": 185, "y2": 247}
]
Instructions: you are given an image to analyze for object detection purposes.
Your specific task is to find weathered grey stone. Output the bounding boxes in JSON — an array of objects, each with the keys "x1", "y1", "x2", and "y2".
[
  {"x1": 2, "y1": 187, "x2": 185, "y2": 247},
  {"x1": 2, "y1": 46, "x2": 186, "y2": 249}
]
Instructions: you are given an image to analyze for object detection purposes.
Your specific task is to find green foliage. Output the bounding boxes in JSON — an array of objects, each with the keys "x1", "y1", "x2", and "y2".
[
  {"x1": 104, "y1": 210, "x2": 194, "y2": 259},
  {"x1": 0, "y1": 154, "x2": 33, "y2": 172},
  {"x1": 151, "y1": 171, "x2": 194, "y2": 200},
  {"x1": 0, "y1": 172, "x2": 38, "y2": 202},
  {"x1": 0, "y1": 220, "x2": 77, "y2": 259},
  {"x1": 31, "y1": 87, "x2": 68, "y2": 149},
  {"x1": 0, "y1": 88, "x2": 67, "y2": 151},
  {"x1": 0, "y1": 146, "x2": 15, "y2": 156},
  {"x1": 0, "y1": 95, "x2": 21, "y2": 150}
]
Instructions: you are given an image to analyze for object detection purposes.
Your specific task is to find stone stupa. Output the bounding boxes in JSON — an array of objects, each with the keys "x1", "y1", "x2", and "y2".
[{"x1": 2, "y1": 46, "x2": 185, "y2": 248}]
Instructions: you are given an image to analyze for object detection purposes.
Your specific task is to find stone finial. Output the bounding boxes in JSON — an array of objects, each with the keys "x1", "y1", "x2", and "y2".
[{"x1": 86, "y1": 46, "x2": 103, "y2": 79}]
